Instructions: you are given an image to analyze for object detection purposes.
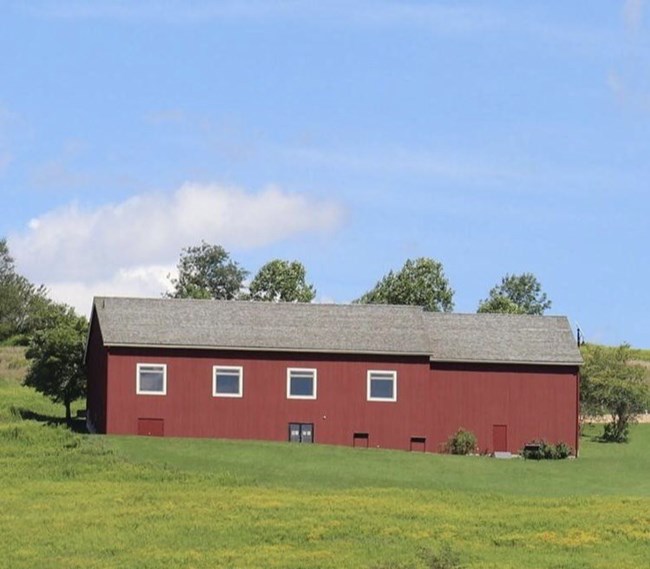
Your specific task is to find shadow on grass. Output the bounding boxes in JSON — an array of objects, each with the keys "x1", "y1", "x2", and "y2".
[{"x1": 18, "y1": 409, "x2": 88, "y2": 434}]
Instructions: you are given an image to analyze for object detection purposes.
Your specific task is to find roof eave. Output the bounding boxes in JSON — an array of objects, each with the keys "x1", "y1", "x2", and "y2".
[
  {"x1": 103, "y1": 341, "x2": 431, "y2": 358},
  {"x1": 429, "y1": 356, "x2": 583, "y2": 366}
]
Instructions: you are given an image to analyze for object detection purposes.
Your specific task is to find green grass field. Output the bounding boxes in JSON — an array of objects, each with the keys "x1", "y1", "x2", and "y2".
[{"x1": 1, "y1": 348, "x2": 649, "y2": 568}]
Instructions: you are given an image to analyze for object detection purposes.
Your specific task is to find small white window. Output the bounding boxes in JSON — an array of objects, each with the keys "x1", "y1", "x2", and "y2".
[
  {"x1": 213, "y1": 366, "x2": 243, "y2": 398},
  {"x1": 367, "y1": 370, "x2": 397, "y2": 402},
  {"x1": 137, "y1": 364, "x2": 167, "y2": 395},
  {"x1": 287, "y1": 368, "x2": 317, "y2": 400}
]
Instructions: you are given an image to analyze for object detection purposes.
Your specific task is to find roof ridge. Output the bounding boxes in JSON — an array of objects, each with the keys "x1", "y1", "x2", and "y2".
[{"x1": 92, "y1": 297, "x2": 582, "y2": 365}]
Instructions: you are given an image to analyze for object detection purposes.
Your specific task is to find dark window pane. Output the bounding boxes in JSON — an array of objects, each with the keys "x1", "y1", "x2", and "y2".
[
  {"x1": 216, "y1": 372, "x2": 240, "y2": 394},
  {"x1": 290, "y1": 376, "x2": 314, "y2": 397},
  {"x1": 370, "y1": 378, "x2": 394, "y2": 399},
  {"x1": 140, "y1": 370, "x2": 164, "y2": 392},
  {"x1": 300, "y1": 424, "x2": 313, "y2": 443},
  {"x1": 289, "y1": 423, "x2": 301, "y2": 442}
]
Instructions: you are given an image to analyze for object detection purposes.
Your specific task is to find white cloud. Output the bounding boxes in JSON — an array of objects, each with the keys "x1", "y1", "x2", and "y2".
[
  {"x1": 47, "y1": 265, "x2": 176, "y2": 317},
  {"x1": 9, "y1": 183, "x2": 344, "y2": 303}
]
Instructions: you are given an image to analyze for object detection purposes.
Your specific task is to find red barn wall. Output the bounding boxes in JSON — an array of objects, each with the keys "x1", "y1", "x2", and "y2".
[
  {"x1": 99, "y1": 347, "x2": 579, "y2": 454},
  {"x1": 428, "y1": 362, "x2": 579, "y2": 454},
  {"x1": 105, "y1": 348, "x2": 430, "y2": 451}
]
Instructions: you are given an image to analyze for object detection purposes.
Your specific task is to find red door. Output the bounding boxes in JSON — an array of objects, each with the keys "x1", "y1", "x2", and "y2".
[
  {"x1": 138, "y1": 418, "x2": 164, "y2": 437},
  {"x1": 493, "y1": 424, "x2": 508, "y2": 452}
]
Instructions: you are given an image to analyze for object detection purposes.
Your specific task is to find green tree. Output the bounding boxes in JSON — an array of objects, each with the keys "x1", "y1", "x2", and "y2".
[
  {"x1": 248, "y1": 259, "x2": 316, "y2": 302},
  {"x1": 167, "y1": 242, "x2": 248, "y2": 300},
  {"x1": 580, "y1": 344, "x2": 650, "y2": 442},
  {"x1": 477, "y1": 295, "x2": 526, "y2": 315},
  {"x1": 24, "y1": 310, "x2": 88, "y2": 424},
  {"x1": 0, "y1": 238, "x2": 50, "y2": 343},
  {"x1": 478, "y1": 272, "x2": 551, "y2": 315},
  {"x1": 355, "y1": 257, "x2": 454, "y2": 312},
  {"x1": 0, "y1": 238, "x2": 13, "y2": 279}
]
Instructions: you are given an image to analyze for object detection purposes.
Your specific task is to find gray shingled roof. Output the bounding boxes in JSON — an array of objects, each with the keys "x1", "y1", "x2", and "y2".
[
  {"x1": 92, "y1": 297, "x2": 583, "y2": 365},
  {"x1": 93, "y1": 297, "x2": 432, "y2": 356},
  {"x1": 424, "y1": 313, "x2": 583, "y2": 365}
]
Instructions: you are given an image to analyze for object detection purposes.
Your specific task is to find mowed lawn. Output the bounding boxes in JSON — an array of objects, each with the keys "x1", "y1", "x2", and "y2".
[{"x1": 1, "y1": 350, "x2": 649, "y2": 568}]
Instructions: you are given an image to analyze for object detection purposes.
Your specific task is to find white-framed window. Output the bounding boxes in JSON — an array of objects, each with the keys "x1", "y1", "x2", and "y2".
[
  {"x1": 136, "y1": 363, "x2": 167, "y2": 395},
  {"x1": 213, "y1": 366, "x2": 243, "y2": 398},
  {"x1": 287, "y1": 368, "x2": 317, "y2": 400},
  {"x1": 367, "y1": 370, "x2": 397, "y2": 402}
]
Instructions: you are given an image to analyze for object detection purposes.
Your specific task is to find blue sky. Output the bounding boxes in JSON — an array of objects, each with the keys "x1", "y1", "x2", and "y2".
[{"x1": 1, "y1": 1, "x2": 649, "y2": 347}]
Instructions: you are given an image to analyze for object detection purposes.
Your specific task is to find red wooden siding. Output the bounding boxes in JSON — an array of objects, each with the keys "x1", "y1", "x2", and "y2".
[
  {"x1": 104, "y1": 348, "x2": 430, "y2": 451},
  {"x1": 137, "y1": 418, "x2": 164, "y2": 437},
  {"x1": 87, "y1": 344, "x2": 579, "y2": 454},
  {"x1": 429, "y1": 362, "x2": 579, "y2": 454}
]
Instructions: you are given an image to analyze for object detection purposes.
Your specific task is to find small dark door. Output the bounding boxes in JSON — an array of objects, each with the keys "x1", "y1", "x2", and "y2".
[
  {"x1": 493, "y1": 424, "x2": 508, "y2": 452},
  {"x1": 288, "y1": 423, "x2": 314, "y2": 443},
  {"x1": 353, "y1": 432, "x2": 369, "y2": 448},
  {"x1": 138, "y1": 418, "x2": 164, "y2": 437},
  {"x1": 410, "y1": 436, "x2": 426, "y2": 452}
]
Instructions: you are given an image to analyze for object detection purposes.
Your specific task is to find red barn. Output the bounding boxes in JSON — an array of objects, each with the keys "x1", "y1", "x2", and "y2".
[{"x1": 85, "y1": 297, "x2": 582, "y2": 454}]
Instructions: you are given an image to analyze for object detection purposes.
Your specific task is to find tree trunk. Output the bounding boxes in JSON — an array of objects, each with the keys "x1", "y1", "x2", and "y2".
[{"x1": 65, "y1": 400, "x2": 72, "y2": 425}]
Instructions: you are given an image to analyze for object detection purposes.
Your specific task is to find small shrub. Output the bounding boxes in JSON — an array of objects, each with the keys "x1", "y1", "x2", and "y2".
[
  {"x1": 542, "y1": 441, "x2": 557, "y2": 460},
  {"x1": 445, "y1": 429, "x2": 477, "y2": 455},
  {"x1": 522, "y1": 440, "x2": 572, "y2": 460},
  {"x1": 602, "y1": 422, "x2": 630, "y2": 443},
  {"x1": 554, "y1": 441, "x2": 572, "y2": 459},
  {"x1": 1, "y1": 334, "x2": 30, "y2": 347}
]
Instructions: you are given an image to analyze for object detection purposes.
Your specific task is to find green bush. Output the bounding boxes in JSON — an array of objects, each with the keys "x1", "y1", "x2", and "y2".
[
  {"x1": 522, "y1": 440, "x2": 572, "y2": 460},
  {"x1": 554, "y1": 441, "x2": 572, "y2": 459},
  {"x1": 445, "y1": 429, "x2": 477, "y2": 455},
  {"x1": 542, "y1": 441, "x2": 557, "y2": 460},
  {"x1": 603, "y1": 422, "x2": 630, "y2": 443}
]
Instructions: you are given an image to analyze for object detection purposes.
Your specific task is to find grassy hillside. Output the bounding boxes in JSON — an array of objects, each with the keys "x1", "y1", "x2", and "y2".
[
  {"x1": 629, "y1": 347, "x2": 650, "y2": 362},
  {"x1": 1, "y1": 348, "x2": 649, "y2": 568},
  {"x1": 0, "y1": 346, "x2": 29, "y2": 385}
]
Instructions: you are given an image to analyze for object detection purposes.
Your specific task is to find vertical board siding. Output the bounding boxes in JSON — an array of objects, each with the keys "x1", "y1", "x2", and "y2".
[
  {"x1": 100, "y1": 347, "x2": 579, "y2": 454},
  {"x1": 429, "y1": 363, "x2": 579, "y2": 453}
]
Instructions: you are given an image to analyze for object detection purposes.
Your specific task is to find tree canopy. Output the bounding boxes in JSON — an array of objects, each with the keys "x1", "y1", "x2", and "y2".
[
  {"x1": 167, "y1": 242, "x2": 248, "y2": 300},
  {"x1": 248, "y1": 259, "x2": 316, "y2": 303},
  {"x1": 0, "y1": 238, "x2": 50, "y2": 343},
  {"x1": 24, "y1": 308, "x2": 88, "y2": 423},
  {"x1": 580, "y1": 344, "x2": 649, "y2": 442},
  {"x1": 478, "y1": 272, "x2": 551, "y2": 315},
  {"x1": 476, "y1": 295, "x2": 526, "y2": 315},
  {"x1": 355, "y1": 257, "x2": 454, "y2": 312},
  {"x1": 0, "y1": 238, "x2": 13, "y2": 279}
]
